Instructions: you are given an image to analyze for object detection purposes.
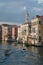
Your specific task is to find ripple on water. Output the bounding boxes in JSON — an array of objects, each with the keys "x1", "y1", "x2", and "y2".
[{"x1": 0, "y1": 44, "x2": 43, "y2": 65}]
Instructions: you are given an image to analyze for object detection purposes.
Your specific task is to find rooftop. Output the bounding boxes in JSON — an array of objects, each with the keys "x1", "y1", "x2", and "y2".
[{"x1": 36, "y1": 15, "x2": 43, "y2": 20}]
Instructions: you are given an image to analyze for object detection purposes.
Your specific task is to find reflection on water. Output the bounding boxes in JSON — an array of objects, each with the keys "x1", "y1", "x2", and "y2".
[
  {"x1": 2, "y1": 41, "x2": 8, "y2": 50},
  {"x1": 0, "y1": 41, "x2": 43, "y2": 65}
]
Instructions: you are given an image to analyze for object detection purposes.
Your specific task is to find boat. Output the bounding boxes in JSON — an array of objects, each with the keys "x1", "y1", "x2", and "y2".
[
  {"x1": 22, "y1": 43, "x2": 26, "y2": 50},
  {"x1": 22, "y1": 48, "x2": 26, "y2": 50},
  {"x1": 4, "y1": 49, "x2": 11, "y2": 56}
]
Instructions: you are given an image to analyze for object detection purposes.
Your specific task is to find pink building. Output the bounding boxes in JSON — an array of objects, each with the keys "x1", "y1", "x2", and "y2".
[{"x1": 12, "y1": 25, "x2": 18, "y2": 40}]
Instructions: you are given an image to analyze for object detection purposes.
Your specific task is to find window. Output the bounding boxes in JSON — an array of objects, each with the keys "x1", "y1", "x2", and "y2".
[
  {"x1": 32, "y1": 28, "x2": 35, "y2": 33},
  {"x1": 32, "y1": 22, "x2": 37, "y2": 26},
  {"x1": 4, "y1": 27, "x2": 7, "y2": 30},
  {"x1": 23, "y1": 27, "x2": 26, "y2": 33},
  {"x1": 39, "y1": 21, "x2": 41, "y2": 25},
  {"x1": 39, "y1": 36, "x2": 41, "y2": 42},
  {"x1": 8, "y1": 27, "x2": 12, "y2": 32},
  {"x1": 22, "y1": 27, "x2": 26, "y2": 35},
  {"x1": 0, "y1": 28, "x2": 1, "y2": 31},
  {"x1": 39, "y1": 30, "x2": 41, "y2": 33},
  {"x1": 29, "y1": 25, "x2": 31, "y2": 28},
  {"x1": 29, "y1": 30, "x2": 31, "y2": 33}
]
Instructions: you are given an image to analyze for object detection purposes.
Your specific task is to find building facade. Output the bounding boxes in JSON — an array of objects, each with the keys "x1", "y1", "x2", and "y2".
[
  {"x1": 1, "y1": 24, "x2": 18, "y2": 41},
  {"x1": 41, "y1": 16, "x2": 43, "y2": 45},
  {"x1": 2, "y1": 24, "x2": 8, "y2": 41},
  {"x1": 12, "y1": 25, "x2": 18, "y2": 40},
  {"x1": 8, "y1": 25, "x2": 12, "y2": 40},
  {"x1": 18, "y1": 12, "x2": 31, "y2": 43},
  {"x1": 37, "y1": 15, "x2": 43, "y2": 45},
  {"x1": 0, "y1": 25, "x2": 2, "y2": 41},
  {"x1": 31, "y1": 15, "x2": 43, "y2": 46}
]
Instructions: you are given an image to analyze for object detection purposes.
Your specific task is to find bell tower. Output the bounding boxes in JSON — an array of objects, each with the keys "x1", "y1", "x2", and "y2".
[{"x1": 26, "y1": 11, "x2": 29, "y2": 22}]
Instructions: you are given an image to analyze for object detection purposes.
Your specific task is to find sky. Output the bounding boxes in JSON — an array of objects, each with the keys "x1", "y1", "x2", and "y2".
[{"x1": 0, "y1": 0, "x2": 43, "y2": 25}]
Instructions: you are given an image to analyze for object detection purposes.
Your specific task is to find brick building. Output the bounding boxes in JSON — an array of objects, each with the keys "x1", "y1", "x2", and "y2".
[{"x1": 12, "y1": 25, "x2": 18, "y2": 40}]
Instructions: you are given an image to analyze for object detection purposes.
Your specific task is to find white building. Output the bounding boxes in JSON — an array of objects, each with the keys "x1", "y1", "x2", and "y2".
[
  {"x1": 18, "y1": 12, "x2": 31, "y2": 43},
  {"x1": 2, "y1": 24, "x2": 8, "y2": 41},
  {"x1": 31, "y1": 16, "x2": 42, "y2": 46}
]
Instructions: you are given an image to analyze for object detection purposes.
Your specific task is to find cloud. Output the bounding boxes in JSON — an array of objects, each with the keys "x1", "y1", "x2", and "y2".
[
  {"x1": 0, "y1": 2, "x2": 6, "y2": 8},
  {"x1": 20, "y1": 6, "x2": 26, "y2": 12},
  {"x1": 30, "y1": 0, "x2": 43, "y2": 4},
  {"x1": 0, "y1": 1, "x2": 26, "y2": 14},
  {"x1": 0, "y1": 0, "x2": 43, "y2": 24},
  {"x1": 0, "y1": 0, "x2": 26, "y2": 24},
  {"x1": 38, "y1": 0, "x2": 43, "y2": 4},
  {"x1": 32, "y1": 7, "x2": 42, "y2": 12},
  {"x1": 23, "y1": 6, "x2": 26, "y2": 10},
  {"x1": 0, "y1": 21, "x2": 18, "y2": 25}
]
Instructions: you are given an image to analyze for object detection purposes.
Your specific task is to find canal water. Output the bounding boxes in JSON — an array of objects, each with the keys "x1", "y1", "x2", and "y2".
[{"x1": 0, "y1": 41, "x2": 43, "y2": 65}]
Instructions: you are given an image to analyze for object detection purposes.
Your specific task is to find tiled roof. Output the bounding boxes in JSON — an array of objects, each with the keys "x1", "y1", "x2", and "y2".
[
  {"x1": 36, "y1": 15, "x2": 43, "y2": 19},
  {"x1": 2, "y1": 24, "x2": 8, "y2": 26}
]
